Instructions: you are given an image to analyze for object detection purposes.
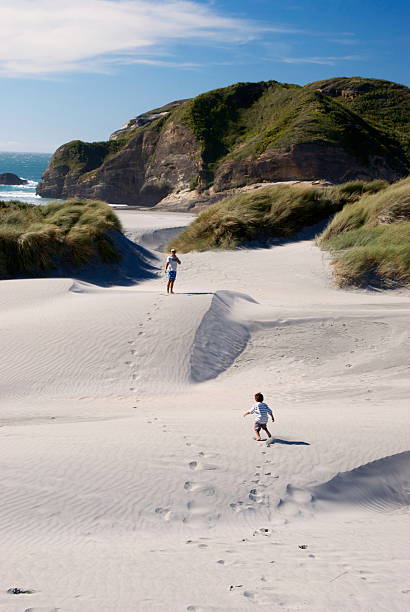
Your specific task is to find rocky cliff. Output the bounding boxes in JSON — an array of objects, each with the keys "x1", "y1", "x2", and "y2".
[{"x1": 37, "y1": 78, "x2": 410, "y2": 208}]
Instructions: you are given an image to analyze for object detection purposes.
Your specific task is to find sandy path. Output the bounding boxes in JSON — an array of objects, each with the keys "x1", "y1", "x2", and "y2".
[{"x1": 0, "y1": 209, "x2": 409, "y2": 611}]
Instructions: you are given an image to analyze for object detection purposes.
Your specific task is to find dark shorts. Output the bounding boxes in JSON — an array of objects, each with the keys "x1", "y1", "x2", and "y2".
[
  {"x1": 254, "y1": 421, "x2": 269, "y2": 432},
  {"x1": 168, "y1": 270, "x2": 177, "y2": 281}
]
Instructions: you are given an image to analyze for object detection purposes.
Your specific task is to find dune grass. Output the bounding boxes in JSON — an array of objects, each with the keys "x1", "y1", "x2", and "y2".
[
  {"x1": 170, "y1": 180, "x2": 387, "y2": 253},
  {"x1": 0, "y1": 199, "x2": 123, "y2": 278},
  {"x1": 318, "y1": 177, "x2": 410, "y2": 287}
]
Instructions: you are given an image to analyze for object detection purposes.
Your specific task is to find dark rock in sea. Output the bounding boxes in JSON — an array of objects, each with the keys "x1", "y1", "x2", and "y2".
[
  {"x1": 37, "y1": 77, "x2": 410, "y2": 209},
  {"x1": 0, "y1": 172, "x2": 28, "y2": 185}
]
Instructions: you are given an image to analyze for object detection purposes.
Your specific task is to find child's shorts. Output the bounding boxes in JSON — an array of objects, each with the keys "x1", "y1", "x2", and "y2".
[
  {"x1": 168, "y1": 270, "x2": 177, "y2": 281},
  {"x1": 254, "y1": 421, "x2": 269, "y2": 432}
]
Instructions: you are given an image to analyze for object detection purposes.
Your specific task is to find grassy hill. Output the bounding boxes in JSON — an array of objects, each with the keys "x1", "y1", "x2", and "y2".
[
  {"x1": 307, "y1": 77, "x2": 410, "y2": 157},
  {"x1": 171, "y1": 176, "x2": 409, "y2": 288},
  {"x1": 37, "y1": 77, "x2": 410, "y2": 204},
  {"x1": 318, "y1": 177, "x2": 410, "y2": 287},
  {"x1": 170, "y1": 180, "x2": 387, "y2": 252},
  {"x1": 175, "y1": 80, "x2": 408, "y2": 187},
  {"x1": 0, "y1": 200, "x2": 122, "y2": 278}
]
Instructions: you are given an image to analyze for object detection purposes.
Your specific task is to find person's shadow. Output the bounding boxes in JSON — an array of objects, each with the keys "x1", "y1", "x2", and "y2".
[{"x1": 268, "y1": 438, "x2": 310, "y2": 446}]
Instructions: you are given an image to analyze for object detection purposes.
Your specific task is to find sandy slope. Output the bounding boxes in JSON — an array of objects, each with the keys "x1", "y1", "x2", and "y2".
[{"x1": 0, "y1": 209, "x2": 409, "y2": 612}]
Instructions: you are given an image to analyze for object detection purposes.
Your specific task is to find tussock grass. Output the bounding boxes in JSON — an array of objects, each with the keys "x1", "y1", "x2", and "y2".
[
  {"x1": 318, "y1": 177, "x2": 410, "y2": 287},
  {"x1": 324, "y1": 179, "x2": 388, "y2": 205},
  {"x1": 170, "y1": 180, "x2": 387, "y2": 253},
  {"x1": 0, "y1": 199, "x2": 122, "y2": 278}
]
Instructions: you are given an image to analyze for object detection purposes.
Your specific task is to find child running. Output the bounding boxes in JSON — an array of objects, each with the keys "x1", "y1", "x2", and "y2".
[{"x1": 243, "y1": 392, "x2": 274, "y2": 441}]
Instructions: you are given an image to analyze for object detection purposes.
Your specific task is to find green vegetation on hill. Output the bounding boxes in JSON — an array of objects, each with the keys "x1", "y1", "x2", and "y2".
[
  {"x1": 318, "y1": 177, "x2": 410, "y2": 287},
  {"x1": 52, "y1": 138, "x2": 132, "y2": 174},
  {"x1": 174, "y1": 78, "x2": 409, "y2": 186},
  {"x1": 170, "y1": 181, "x2": 387, "y2": 252},
  {"x1": 175, "y1": 81, "x2": 296, "y2": 184},
  {"x1": 44, "y1": 77, "x2": 410, "y2": 195},
  {"x1": 0, "y1": 200, "x2": 122, "y2": 278},
  {"x1": 307, "y1": 77, "x2": 410, "y2": 157}
]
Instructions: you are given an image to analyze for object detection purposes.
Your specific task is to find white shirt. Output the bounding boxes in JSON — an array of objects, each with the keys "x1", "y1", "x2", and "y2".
[
  {"x1": 167, "y1": 255, "x2": 178, "y2": 271},
  {"x1": 249, "y1": 402, "x2": 272, "y2": 423}
]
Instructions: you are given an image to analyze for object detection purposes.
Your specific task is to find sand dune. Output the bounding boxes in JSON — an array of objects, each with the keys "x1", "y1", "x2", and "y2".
[{"x1": 0, "y1": 209, "x2": 409, "y2": 611}]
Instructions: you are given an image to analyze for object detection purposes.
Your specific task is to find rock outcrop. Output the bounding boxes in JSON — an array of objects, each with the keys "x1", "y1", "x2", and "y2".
[
  {"x1": 37, "y1": 78, "x2": 410, "y2": 208},
  {"x1": 0, "y1": 173, "x2": 28, "y2": 185}
]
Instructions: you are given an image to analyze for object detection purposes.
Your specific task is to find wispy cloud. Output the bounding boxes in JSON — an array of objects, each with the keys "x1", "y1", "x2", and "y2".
[
  {"x1": 327, "y1": 38, "x2": 359, "y2": 46},
  {"x1": 280, "y1": 55, "x2": 364, "y2": 66},
  {"x1": 0, "y1": 1, "x2": 363, "y2": 77},
  {"x1": 0, "y1": 0, "x2": 277, "y2": 76}
]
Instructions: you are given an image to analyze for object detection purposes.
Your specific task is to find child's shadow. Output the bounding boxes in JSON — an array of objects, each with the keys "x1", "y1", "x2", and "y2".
[{"x1": 269, "y1": 438, "x2": 310, "y2": 446}]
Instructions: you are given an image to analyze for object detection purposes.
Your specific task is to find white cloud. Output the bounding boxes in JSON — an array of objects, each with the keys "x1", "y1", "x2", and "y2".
[{"x1": 0, "y1": 0, "x2": 272, "y2": 76}]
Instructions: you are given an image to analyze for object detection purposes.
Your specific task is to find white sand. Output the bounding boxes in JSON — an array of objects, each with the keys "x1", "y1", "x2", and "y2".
[{"x1": 0, "y1": 209, "x2": 409, "y2": 611}]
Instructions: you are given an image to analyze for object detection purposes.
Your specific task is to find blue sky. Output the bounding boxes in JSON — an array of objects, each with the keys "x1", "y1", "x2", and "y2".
[{"x1": 0, "y1": 0, "x2": 409, "y2": 152}]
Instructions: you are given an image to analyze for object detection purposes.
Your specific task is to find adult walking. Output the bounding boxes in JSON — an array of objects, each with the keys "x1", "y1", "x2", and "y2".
[{"x1": 165, "y1": 248, "x2": 181, "y2": 294}]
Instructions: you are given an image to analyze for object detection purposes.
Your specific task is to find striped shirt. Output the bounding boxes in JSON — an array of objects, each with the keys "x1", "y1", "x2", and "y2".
[{"x1": 249, "y1": 402, "x2": 272, "y2": 423}]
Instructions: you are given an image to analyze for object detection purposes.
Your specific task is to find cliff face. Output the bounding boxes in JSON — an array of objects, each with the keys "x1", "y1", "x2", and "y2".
[{"x1": 37, "y1": 78, "x2": 410, "y2": 207}]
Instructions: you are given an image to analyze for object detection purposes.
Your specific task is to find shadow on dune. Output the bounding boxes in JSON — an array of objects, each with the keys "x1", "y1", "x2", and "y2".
[
  {"x1": 242, "y1": 217, "x2": 332, "y2": 250},
  {"x1": 62, "y1": 233, "x2": 160, "y2": 287},
  {"x1": 278, "y1": 450, "x2": 410, "y2": 517},
  {"x1": 190, "y1": 290, "x2": 256, "y2": 383},
  {"x1": 271, "y1": 438, "x2": 311, "y2": 446},
  {"x1": 10, "y1": 232, "x2": 160, "y2": 287},
  {"x1": 310, "y1": 450, "x2": 410, "y2": 511}
]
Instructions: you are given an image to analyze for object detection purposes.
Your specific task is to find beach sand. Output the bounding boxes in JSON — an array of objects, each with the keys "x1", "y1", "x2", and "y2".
[{"x1": 0, "y1": 209, "x2": 409, "y2": 611}]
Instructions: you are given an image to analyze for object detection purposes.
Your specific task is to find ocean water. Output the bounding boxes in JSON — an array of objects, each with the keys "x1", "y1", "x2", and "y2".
[{"x1": 0, "y1": 151, "x2": 52, "y2": 204}]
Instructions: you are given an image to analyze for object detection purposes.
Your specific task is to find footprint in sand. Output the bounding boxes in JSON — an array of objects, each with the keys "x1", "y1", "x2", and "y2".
[
  {"x1": 277, "y1": 485, "x2": 313, "y2": 517},
  {"x1": 189, "y1": 460, "x2": 218, "y2": 471},
  {"x1": 230, "y1": 501, "x2": 255, "y2": 514},
  {"x1": 24, "y1": 608, "x2": 60, "y2": 612},
  {"x1": 249, "y1": 488, "x2": 264, "y2": 503},
  {"x1": 154, "y1": 507, "x2": 182, "y2": 522},
  {"x1": 243, "y1": 589, "x2": 276, "y2": 604},
  {"x1": 184, "y1": 481, "x2": 216, "y2": 496}
]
